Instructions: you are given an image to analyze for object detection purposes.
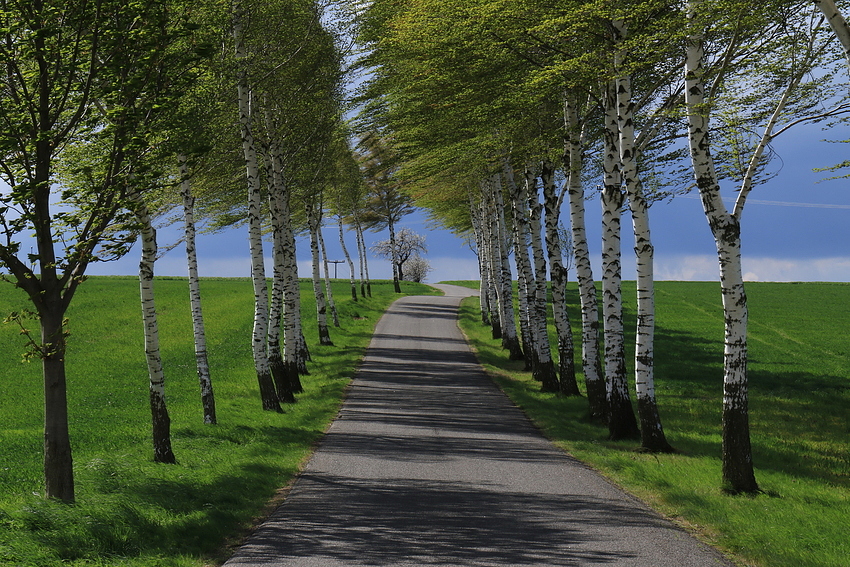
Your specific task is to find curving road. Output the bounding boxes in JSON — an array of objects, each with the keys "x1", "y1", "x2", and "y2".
[{"x1": 224, "y1": 284, "x2": 733, "y2": 566}]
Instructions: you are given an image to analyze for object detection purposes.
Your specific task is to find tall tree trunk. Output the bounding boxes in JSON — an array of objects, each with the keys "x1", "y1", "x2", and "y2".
[
  {"x1": 564, "y1": 94, "x2": 606, "y2": 421},
  {"x1": 388, "y1": 219, "x2": 401, "y2": 292},
  {"x1": 602, "y1": 80, "x2": 639, "y2": 440},
  {"x1": 22, "y1": 137, "x2": 76, "y2": 501},
  {"x1": 354, "y1": 217, "x2": 372, "y2": 297},
  {"x1": 281, "y1": 197, "x2": 306, "y2": 389},
  {"x1": 179, "y1": 157, "x2": 216, "y2": 424},
  {"x1": 469, "y1": 195, "x2": 491, "y2": 326},
  {"x1": 132, "y1": 193, "x2": 177, "y2": 464},
  {"x1": 541, "y1": 162, "x2": 579, "y2": 395},
  {"x1": 476, "y1": 193, "x2": 501, "y2": 335},
  {"x1": 318, "y1": 227, "x2": 340, "y2": 327},
  {"x1": 685, "y1": 5, "x2": 757, "y2": 492},
  {"x1": 613, "y1": 29, "x2": 673, "y2": 452},
  {"x1": 487, "y1": 174, "x2": 523, "y2": 360},
  {"x1": 308, "y1": 202, "x2": 333, "y2": 346},
  {"x1": 338, "y1": 215, "x2": 358, "y2": 301},
  {"x1": 266, "y1": 137, "x2": 296, "y2": 404},
  {"x1": 522, "y1": 165, "x2": 559, "y2": 391},
  {"x1": 235, "y1": 6, "x2": 281, "y2": 413},
  {"x1": 505, "y1": 162, "x2": 539, "y2": 375},
  {"x1": 41, "y1": 305, "x2": 74, "y2": 501}
]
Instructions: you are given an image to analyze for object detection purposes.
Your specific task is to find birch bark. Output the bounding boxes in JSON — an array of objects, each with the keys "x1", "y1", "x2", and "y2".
[
  {"x1": 505, "y1": 162, "x2": 544, "y2": 380},
  {"x1": 505, "y1": 165, "x2": 534, "y2": 370},
  {"x1": 318, "y1": 226, "x2": 340, "y2": 327},
  {"x1": 614, "y1": 21, "x2": 672, "y2": 452},
  {"x1": 524, "y1": 167, "x2": 559, "y2": 392},
  {"x1": 602, "y1": 80, "x2": 639, "y2": 440},
  {"x1": 480, "y1": 179, "x2": 503, "y2": 340},
  {"x1": 814, "y1": 0, "x2": 850, "y2": 64},
  {"x1": 338, "y1": 215, "x2": 358, "y2": 301},
  {"x1": 491, "y1": 174, "x2": 524, "y2": 360},
  {"x1": 281, "y1": 194, "x2": 306, "y2": 389},
  {"x1": 354, "y1": 216, "x2": 372, "y2": 297},
  {"x1": 685, "y1": 3, "x2": 757, "y2": 491},
  {"x1": 564, "y1": 95, "x2": 606, "y2": 421},
  {"x1": 308, "y1": 201, "x2": 334, "y2": 345},
  {"x1": 235, "y1": 4, "x2": 281, "y2": 413},
  {"x1": 541, "y1": 162, "x2": 579, "y2": 395},
  {"x1": 179, "y1": 157, "x2": 216, "y2": 424},
  {"x1": 469, "y1": 195, "x2": 491, "y2": 326},
  {"x1": 131, "y1": 192, "x2": 176, "y2": 464},
  {"x1": 266, "y1": 139, "x2": 296, "y2": 404}
]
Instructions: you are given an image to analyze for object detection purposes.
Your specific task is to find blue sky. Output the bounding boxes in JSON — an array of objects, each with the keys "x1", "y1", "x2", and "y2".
[{"x1": 79, "y1": 120, "x2": 850, "y2": 284}]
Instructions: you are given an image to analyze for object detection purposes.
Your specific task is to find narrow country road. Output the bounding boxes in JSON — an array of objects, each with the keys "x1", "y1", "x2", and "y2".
[{"x1": 224, "y1": 284, "x2": 733, "y2": 567}]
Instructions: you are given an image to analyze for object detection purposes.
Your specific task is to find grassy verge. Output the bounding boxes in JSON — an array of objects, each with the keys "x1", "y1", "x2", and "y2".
[
  {"x1": 0, "y1": 277, "x2": 435, "y2": 567},
  {"x1": 455, "y1": 280, "x2": 850, "y2": 567}
]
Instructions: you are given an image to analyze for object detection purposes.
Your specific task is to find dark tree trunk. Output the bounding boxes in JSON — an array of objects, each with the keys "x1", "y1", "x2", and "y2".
[
  {"x1": 150, "y1": 389, "x2": 177, "y2": 464},
  {"x1": 41, "y1": 309, "x2": 75, "y2": 502},
  {"x1": 269, "y1": 350, "x2": 295, "y2": 404},
  {"x1": 638, "y1": 397, "x2": 675, "y2": 453},
  {"x1": 722, "y1": 379, "x2": 759, "y2": 493},
  {"x1": 608, "y1": 388, "x2": 640, "y2": 441}
]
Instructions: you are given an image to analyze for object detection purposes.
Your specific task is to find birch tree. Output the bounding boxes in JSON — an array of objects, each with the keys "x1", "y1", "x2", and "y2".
[
  {"x1": 179, "y1": 158, "x2": 216, "y2": 423},
  {"x1": 0, "y1": 0, "x2": 200, "y2": 501},
  {"x1": 684, "y1": 0, "x2": 848, "y2": 491},
  {"x1": 541, "y1": 161, "x2": 580, "y2": 396},
  {"x1": 356, "y1": 132, "x2": 415, "y2": 293},
  {"x1": 601, "y1": 79, "x2": 639, "y2": 440},
  {"x1": 233, "y1": 1, "x2": 281, "y2": 412},
  {"x1": 128, "y1": 191, "x2": 177, "y2": 463}
]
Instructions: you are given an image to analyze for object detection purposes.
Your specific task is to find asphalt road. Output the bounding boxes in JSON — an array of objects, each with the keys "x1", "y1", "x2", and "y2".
[{"x1": 224, "y1": 284, "x2": 734, "y2": 566}]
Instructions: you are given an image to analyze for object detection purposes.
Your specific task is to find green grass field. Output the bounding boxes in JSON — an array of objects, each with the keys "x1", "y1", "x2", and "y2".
[
  {"x1": 0, "y1": 276, "x2": 435, "y2": 566},
  {"x1": 453, "y1": 280, "x2": 850, "y2": 567},
  {"x1": 2, "y1": 279, "x2": 848, "y2": 566}
]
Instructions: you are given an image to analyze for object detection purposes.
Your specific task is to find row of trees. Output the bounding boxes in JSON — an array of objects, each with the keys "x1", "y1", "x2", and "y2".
[
  {"x1": 0, "y1": 0, "x2": 424, "y2": 502},
  {"x1": 347, "y1": 0, "x2": 850, "y2": 494},
  {"x1": 6, "y1": 0, "x2": 850, "y2": 503}
]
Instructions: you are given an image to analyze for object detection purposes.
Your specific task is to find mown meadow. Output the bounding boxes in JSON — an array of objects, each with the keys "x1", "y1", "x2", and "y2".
[
  {"x1": 452, "y1": 280, "x2": 850, "y2": 567},
  {"x1": 0, "y1": 276, "x2": 435, "y2": 566},
  {"x1": 1, "y1": 278, "x2": 848, "y2": 566}
]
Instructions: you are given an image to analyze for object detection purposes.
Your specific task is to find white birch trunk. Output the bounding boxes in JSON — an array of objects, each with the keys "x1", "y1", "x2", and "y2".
[
  {"x1": 613, "y1": 29, "x2": 673, "y2": 451},
  {"x1": 318, "y1": 227, "x2": 340, "y2": 327},
  {"x1": 468, "y1": 192, "x2": 491, "y2": 326},
  {"x1": 281, "y1": 209, "x2": 306, "y2": 388},
  {"x1": 490, "y1": 174, "x2": 524, "y2": 360},
  {"x1": 479, "y1": 179, "x2": 503, "y2": 339},
  {"x1": 685, "y1": 2, "x2": 757, "y2": 491},
  {"x1": 564, "y1": 95, "x2": 606, "y2": 420},
  {"x1": 265, "y1": 136, "x2": 296, "y2": 404},
  {"x1": 307, "y1": 202, "x2": 333, "y2": 345},
  {"x1": 338, "y1": 215, "x2": 358, "y2": 301},
  {"x1": 541, "y1": 161, "x2": 579, "y2": 395},
  {"x1": 601, "y1": 79, "x2": 639, "y2": 440},
  {"x1": 815, "y1": 0, "x2": 850, "y2": 65},
  {"x1": 234, "y1": 5, "x2": 280, "y2": 412},
  {"x1": 522, "y1": 166, "x2": 559, "y2": 392},
  {"x1": 505, "y1": 166, "x2": 534, "y2": 371},
  {"x1": 352, "y1": 214, "x2": 371, "y2": 298},
  {"x1": 505, "y1": 162, "x2": 542, "y2": 378},
  {"x1": 130, "y1": 191, "x2": 176, "y2": 464},
  {"x1": 179, "y1": 156, "x2": 216, "y2": 424}
]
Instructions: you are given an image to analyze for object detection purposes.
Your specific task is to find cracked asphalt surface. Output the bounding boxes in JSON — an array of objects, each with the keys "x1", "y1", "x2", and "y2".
[{"x1": 224, "y1": 283, "x2": 734, "y2": 566}]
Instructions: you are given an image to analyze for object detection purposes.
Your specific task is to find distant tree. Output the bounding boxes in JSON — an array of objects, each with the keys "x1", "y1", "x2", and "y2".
[
  {"x1": 356, "y1": 132, "x2": 416, "y2": 292},
  {"x1": 370, "y1": 227, "x2": 426, "y2": 281},
  {"x1": 402, "y1": 255, "x2": 431, "y2": 283}
]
